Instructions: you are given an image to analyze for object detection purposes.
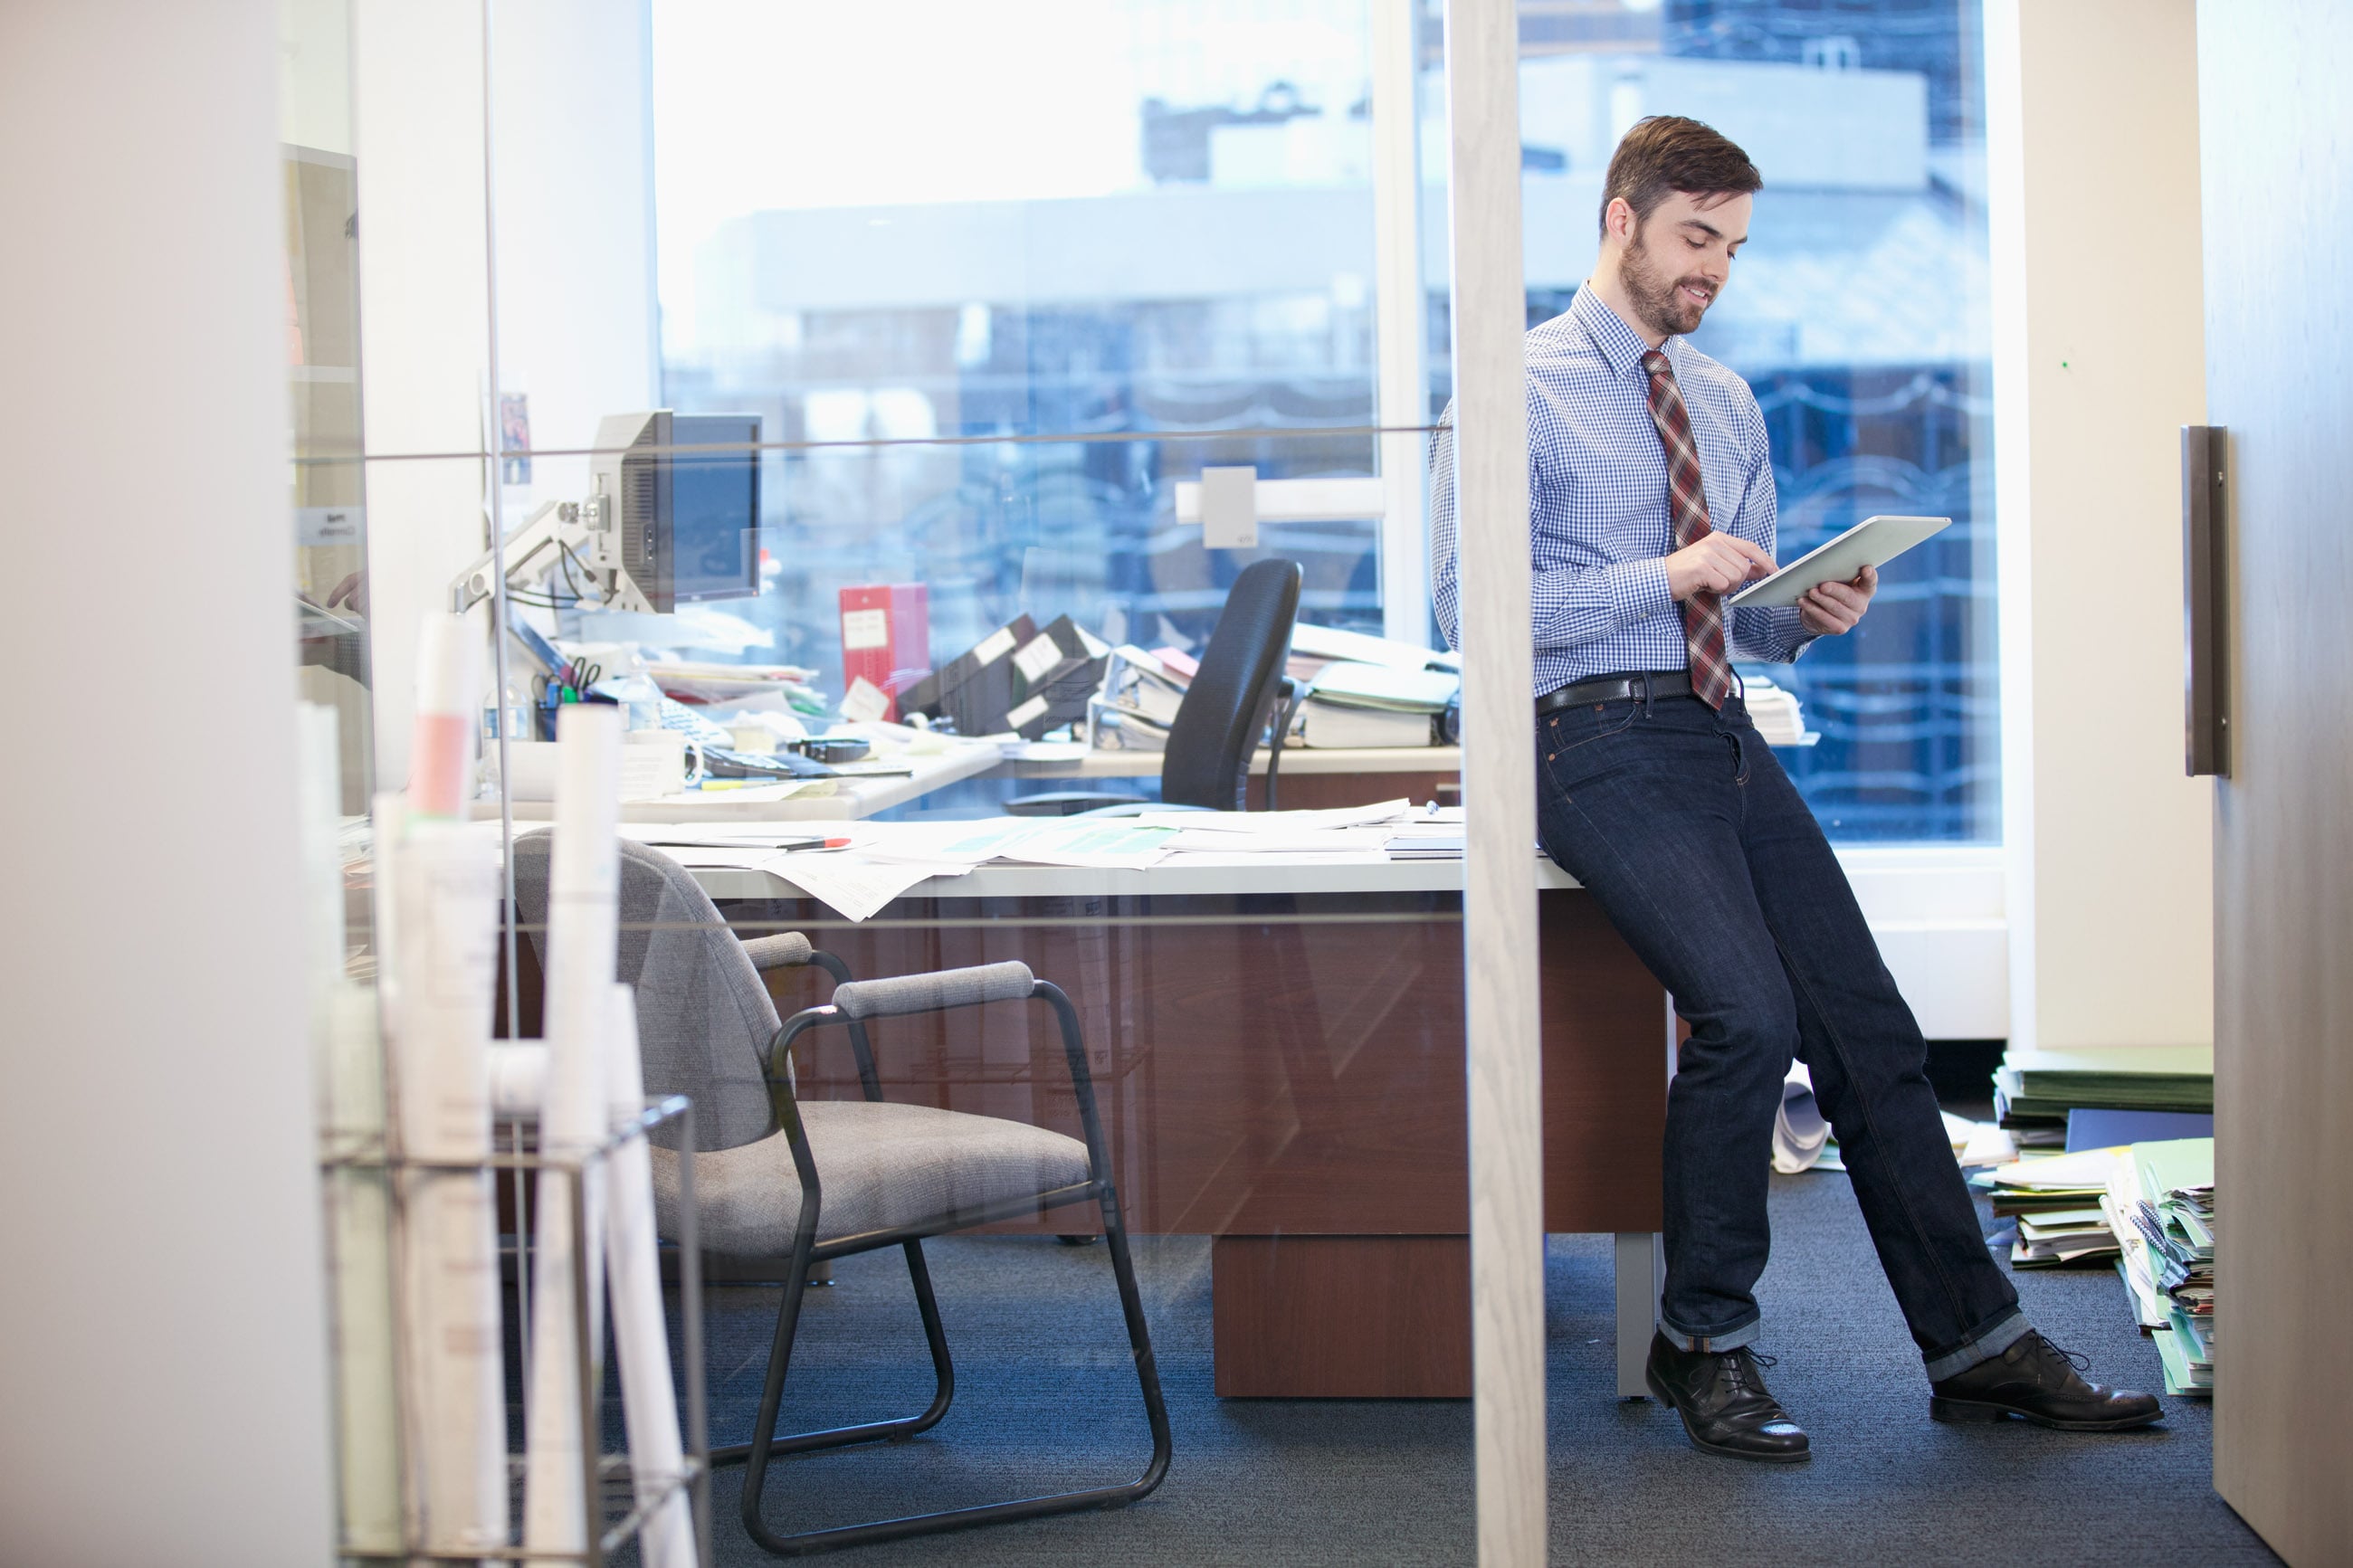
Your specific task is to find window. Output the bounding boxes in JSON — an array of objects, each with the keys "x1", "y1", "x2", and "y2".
[
  {"x1": 652, "y1": 0, "x2": 1393, "y2": 684},
  {"x1": 1505, "y1": 0, "x2": 1999, "y2": 841}
]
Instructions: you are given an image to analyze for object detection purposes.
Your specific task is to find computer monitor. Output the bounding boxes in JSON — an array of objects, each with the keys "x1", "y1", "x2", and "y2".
[{"x1": 588, "y1": 410, "x2": 762, "y2": 614}]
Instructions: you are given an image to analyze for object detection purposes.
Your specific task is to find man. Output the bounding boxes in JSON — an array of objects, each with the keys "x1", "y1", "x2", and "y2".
[{"x1": 1429, "y1": 116, "x2": 2160, "y2": 1461}]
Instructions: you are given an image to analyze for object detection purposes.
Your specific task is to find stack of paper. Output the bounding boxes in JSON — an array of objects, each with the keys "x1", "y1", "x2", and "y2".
[
  {"x1": 1739, "y1": 678, "x2": 1815, "y2": 746},
  {"x1": 1991, "y1": 1045, "x2": 2214, "y2": 1142},
  {"x1": 1296, "y1": 702, "x2": 1435, "y2": 748},
  {"x1": 1288, "y1": 623, "x2": 1461, "y2": 679},
  {"x1": 1284, "y1": 660, "x2": 1455, "y2": 749},
  {"x1": 643, "y1": 659, "x2": 824, "y2": 713},
  {"x1": 2129, "y1": 1138, "x2": 2215, "y2": 1397},
  {"x1": 1085, "y1": 645, "x2": 1189, "y2": 752},
  {"x1": 1975, "y1": 1148, "x2": 2126, "y2": 1269}
]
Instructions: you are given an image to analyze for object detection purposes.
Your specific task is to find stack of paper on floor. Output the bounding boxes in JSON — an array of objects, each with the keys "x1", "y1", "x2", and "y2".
[
  {"x1": 1992, "y1": 1045, "x2": 2214, "y2": 1146},
  {"x1": 1975, "y1": 1147, "x2": 2126, "y2": 1268},
  {"x1": 2129, "y1": 1138, "x2": 2215, "y2": 1398}
]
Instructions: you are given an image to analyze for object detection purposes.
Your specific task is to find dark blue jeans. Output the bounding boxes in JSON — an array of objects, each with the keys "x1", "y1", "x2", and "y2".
[{"x1": 1534, "y1": 680, "x2": 2026, "y2": 1380}]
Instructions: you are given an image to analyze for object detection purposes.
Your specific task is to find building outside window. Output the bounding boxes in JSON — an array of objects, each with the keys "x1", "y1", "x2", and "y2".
[{"x1": 651, "y1": 0, "x2": 1996, "y2": 843}]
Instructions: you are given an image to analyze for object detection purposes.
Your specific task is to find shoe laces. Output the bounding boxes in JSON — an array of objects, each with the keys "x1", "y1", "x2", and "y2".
[
  {"x1": 2022, "y1": 1332, "x2": 2089, "y2": 1374},
  {"x1": 1716, "y1": 1348, "x2": 1776, "y2": 1394}
]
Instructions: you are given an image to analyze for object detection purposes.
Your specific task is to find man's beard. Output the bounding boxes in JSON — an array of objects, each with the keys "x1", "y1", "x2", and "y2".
[{"x1": 1618, "y1": 228, "x2": 1717, "y2": 338}]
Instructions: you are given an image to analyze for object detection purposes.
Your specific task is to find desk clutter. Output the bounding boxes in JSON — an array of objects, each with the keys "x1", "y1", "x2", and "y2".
[
  {"x1": 897, "y1": 607, "x2": 1466, "y2": 753},
  {"x1": 627, "y1": 801, "x2": 1465, "y2": 922}
]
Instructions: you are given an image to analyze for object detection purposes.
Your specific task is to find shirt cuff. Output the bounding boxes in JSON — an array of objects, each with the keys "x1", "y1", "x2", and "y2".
[
  {"x1": 1605, "y1": 558, "x2": 1675, "y2": 630},
  {"x1": 1733, "y1": 603, "x2": 1819, "y2": 661}
]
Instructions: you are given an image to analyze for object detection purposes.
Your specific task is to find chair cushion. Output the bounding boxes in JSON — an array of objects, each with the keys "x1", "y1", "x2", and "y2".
[{"x1": 651, "y1": 1100, "x2": 1091, "y2": 1257}]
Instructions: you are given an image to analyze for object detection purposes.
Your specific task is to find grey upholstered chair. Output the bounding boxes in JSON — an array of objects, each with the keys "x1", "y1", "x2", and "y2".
[{"x1": 508, "y1": 831, "x2": 1170, "y2": 1556}]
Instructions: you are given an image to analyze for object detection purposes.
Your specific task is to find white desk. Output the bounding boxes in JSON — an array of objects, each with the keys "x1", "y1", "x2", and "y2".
[
  {"x1": 484, "y1": 740, "x2": 1457, "y2": 823},
  {"x1": 686, "y1": 844, "x2": 1572, "y2": 904},
  {"x1": 994, "y1": 743, "x2": 1462, "y2": 781},
  {"x1": 491, "y1": 740, "x2": 1005, "y2": 823}
]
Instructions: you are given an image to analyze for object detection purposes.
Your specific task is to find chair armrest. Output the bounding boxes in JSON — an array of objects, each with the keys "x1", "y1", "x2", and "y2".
[
  {"x1": 738, "y1": 931, "x2": 814, "y2": 972},
  {"x1": 767, "y1": 965, "x2": 1117, "y2": 1181},
  {"x1": 830, "y1": 962, "x2": 1034, "y2": 1021}
]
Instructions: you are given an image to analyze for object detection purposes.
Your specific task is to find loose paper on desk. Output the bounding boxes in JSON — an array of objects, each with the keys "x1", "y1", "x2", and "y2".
[
  {"x1": 1134, "y1": 800, "x2": 1412, "y2": 834},
  {"x1": 603, "y1": 985, "x2": 694, "y2": 1568},
  {"x1": 525, "y1": 706, "x2": 621, "y2": 1555},
  {"x1": 932, "y1": 819, "x2": 1177, "y2": 870},
  {"x1": 1162, "y1": 825, "x2": 1399, "y2": 856},
  {"x1": 767, "y1": 851, "x2": 976, "y2": 923}
]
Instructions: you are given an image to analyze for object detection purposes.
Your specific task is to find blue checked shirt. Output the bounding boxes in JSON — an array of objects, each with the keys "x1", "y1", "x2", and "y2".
[{"x1": 1429, "y1": 284, "x2": 1815, "y2": 697}]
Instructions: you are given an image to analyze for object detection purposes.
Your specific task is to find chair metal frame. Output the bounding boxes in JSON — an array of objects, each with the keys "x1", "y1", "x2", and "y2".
[{"x1": 705, "y1": 964, "x2": 1171, "y2": 1557}]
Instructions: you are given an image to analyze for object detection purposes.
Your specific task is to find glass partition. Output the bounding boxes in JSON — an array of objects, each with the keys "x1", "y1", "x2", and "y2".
[{"x1": 307, "y1": 0, "x2": 1572, "y2": 1558}]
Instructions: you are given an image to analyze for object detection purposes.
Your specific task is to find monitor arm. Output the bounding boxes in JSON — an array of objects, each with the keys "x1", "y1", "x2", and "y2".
[{"x1": 447, "y1": 487, "x2": 631, "y2": 614}]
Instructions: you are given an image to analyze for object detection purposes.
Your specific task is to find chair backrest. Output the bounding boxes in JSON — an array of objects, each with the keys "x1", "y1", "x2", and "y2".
[
  {"x1": 508, "y1": 829, "x2": 780, "y2": 1154},
  {"x1": 1159, "y1": 557, "x2": 1303, "y2": 811}
]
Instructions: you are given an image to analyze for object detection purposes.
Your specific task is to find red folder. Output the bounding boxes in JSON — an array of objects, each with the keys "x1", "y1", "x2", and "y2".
[{"x1": 837, "y1": 584, "x2": 930, "y2": 721}]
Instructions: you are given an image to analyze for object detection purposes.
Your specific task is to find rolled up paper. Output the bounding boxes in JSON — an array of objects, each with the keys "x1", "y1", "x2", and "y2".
[
  {"x1": 524, "y1": 703, "x2": 623, "y2": 1554},
  {"x1": 604, "y1": 985, "x2": 695, "y2": 1568},
  {"x1": 409, "y1": 611, "x2": 479, "y2": 821},
  {"x1": 388, "y1": 822, "x2": 507, "y2": 1555}
]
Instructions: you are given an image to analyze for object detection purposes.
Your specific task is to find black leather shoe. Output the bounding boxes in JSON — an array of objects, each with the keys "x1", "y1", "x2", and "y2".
[
  {"x1": 1929, "y1": 1331, "x2": 2164, "y2": 1430},
  {"x1": 1644, "y1": 1331, "x2": 1811, "y2": 1462}
]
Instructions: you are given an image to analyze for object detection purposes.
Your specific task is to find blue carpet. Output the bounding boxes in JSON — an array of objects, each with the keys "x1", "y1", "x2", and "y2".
[{"x1": 643, "y1": 1172, "x2": 2274, "y2": 1566}]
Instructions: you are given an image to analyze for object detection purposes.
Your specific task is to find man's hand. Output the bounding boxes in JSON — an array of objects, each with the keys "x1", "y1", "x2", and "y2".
[
  {"x1": 325, "y1": 571, "x2": 369, "y2": 618},
  {"x1": 1666, "y1": 532, "x2": 1776, "y2": 599},
  {"x1": 1797, "y1": 565, "x2": 1877, "y2": 635}
]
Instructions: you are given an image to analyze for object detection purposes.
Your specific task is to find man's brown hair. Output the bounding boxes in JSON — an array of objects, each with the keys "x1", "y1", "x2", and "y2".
[{"x1": 1597, "y1": 116, "x2": 1762, "y2": 237}]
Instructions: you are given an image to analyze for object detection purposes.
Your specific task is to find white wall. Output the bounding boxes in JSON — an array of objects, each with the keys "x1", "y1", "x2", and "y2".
[
  {"x1": 1986, "y1": 0, "x2": 2213, "y2": 1051},
  {"x1": 0, "y1": 4, "x2": 337, "y2": 1561},
  {"x1": 354, "y1": 0, "x2": 656, "y2": 783},
  {"x1": 353, "y1": 0, "x2": 498, "y2": 786},
  {"x1": 489, "y1": 0, "x2": 661, "y2": 500}
]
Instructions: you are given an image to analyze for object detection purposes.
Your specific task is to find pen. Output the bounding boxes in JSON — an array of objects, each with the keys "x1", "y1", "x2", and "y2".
[{"x1": 780, "y1": 837, "x2": 853, "y2": 851}]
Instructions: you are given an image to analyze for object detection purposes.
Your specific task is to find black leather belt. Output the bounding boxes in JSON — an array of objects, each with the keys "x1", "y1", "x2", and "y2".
[{"x1": 1535, "y1": 669, "x2": 1697, "y2": 715}]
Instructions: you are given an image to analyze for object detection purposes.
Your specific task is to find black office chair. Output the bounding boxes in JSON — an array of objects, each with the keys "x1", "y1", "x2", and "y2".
[{"x1": 1008, "y1": 557, "x2": 1305, "y2": 816}]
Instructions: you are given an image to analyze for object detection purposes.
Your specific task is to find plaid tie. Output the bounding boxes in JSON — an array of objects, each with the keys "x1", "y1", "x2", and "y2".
[{"x1": 1641, "y1": 349, "x2": 1732, "y2": 710}]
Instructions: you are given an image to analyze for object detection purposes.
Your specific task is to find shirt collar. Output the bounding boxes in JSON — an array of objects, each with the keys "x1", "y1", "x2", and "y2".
[{"x1": 1572, "y1": 282, "x2": 1677, "y2": 379}]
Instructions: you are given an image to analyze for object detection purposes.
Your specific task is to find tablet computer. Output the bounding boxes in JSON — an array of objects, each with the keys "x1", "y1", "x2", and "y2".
[{"x1": 1725, "y1": 514, "x2": 1952, "y2": 609}]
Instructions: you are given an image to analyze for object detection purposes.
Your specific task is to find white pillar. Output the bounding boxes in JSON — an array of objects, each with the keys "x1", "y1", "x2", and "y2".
[
  {"x1": 1443, "y1": 2, "x2": 1547, "y2": 1563},
  {"x1": 1372, "y1": 0, "x2": 1433, "y2": 646},
  {"x1": 0, "y1": 3, "x2": 336, "y2": 1561},
  {"x1": 1986, "y1": 0, "x2": 2212, "y2": 1053}
]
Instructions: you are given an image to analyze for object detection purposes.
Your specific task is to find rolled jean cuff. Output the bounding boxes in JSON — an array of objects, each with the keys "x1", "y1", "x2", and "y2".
[
  {"x1": 1922, "y1": 1307, "x2": 2032, "y2": 1382},
  {"x1": 1658, "y1": 1313, "x2": 1761, "y2": 1355}
]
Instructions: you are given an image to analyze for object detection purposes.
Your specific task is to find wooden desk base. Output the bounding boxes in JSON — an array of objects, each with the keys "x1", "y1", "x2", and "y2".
[
  {"x1": 1213, "y1": 1235, "x2": 1472, "y2": 1398},
  {"x1": 731, "y1": 885, "x2": 1665, "y2": 1401}
]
